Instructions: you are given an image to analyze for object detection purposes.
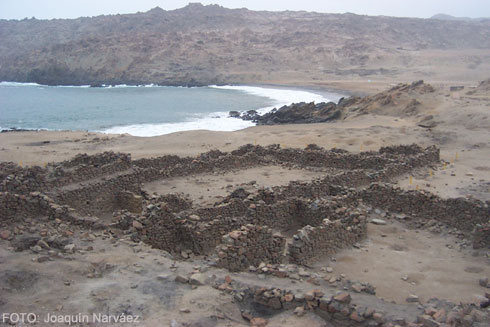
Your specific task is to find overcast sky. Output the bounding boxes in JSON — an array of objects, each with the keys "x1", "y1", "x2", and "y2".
[{"x1": 1, "y1": 0, "x2": 489, "y2": 20}]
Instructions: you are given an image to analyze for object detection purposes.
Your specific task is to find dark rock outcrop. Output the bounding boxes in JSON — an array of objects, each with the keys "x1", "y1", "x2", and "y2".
[
  {"x1": 230, "y1": 102, "x2": 341, "y2": 125},
  {"x1": 229, "y1": 81, "x2": 437, "y2": 125}
]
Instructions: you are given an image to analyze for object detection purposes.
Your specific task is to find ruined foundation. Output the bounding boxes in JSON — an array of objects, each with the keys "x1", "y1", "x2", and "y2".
[{"x1": 1, "y1": 143, "x2": 489, "y2": 326}]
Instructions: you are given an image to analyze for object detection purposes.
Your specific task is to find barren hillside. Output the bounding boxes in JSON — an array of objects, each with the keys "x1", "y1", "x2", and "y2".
[{"x1": 1, "y1": 3, "x2": 490, "y2": 86}]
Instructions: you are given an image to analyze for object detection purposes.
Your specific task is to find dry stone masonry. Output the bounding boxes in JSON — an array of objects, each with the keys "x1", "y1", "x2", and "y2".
[
  {"x1": 1, "y1": 143, "x2": 488, "y2": 264},
  {"x1": 216, "y1": 224, "x2": 286, "y2": 272}
]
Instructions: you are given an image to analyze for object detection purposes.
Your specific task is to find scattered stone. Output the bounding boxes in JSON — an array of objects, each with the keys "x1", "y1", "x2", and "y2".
[
  {"x1": 307, "y1": 277, "x2": 320, "y2": 285},
  {"x1": 351, "y1": 284, "x2": 363, "y2": 293},
  {"x1": 363, "y1": 307, "x2": 375, "y2": 318},
  {"x1": 350, "y1": 310, "x2": 365, "y2": 322},
  {"x1": 241, "y1": 311, "x2": 253, "y2": 321},
  {"x1": 175, "y1": 275, "x2": 189, "y2": 284},
  {"x1": 418, "y1": 315, "x2": 440, "y2": 327},
  {"x1": 479, "y1": 277, "x2": 488, "y2": 287},
  {"x1": 179, "y1": 308, "x2": 190, "y2": 313},
  {"x1": 189, "y1": 214, "x2": 201, "y2": 221},
  {"x1": 63, "y1": 243, "x2": 76, "y2": 253},
  {"x1": 433, "y1": 309, "x2": 446, "y2": 323},
  {"x1": 170, "y1": 320, "x2": 182, "y2": 327},
  {"x1": 283, "y1": 293, "x2": 294, "y2": 302},
  {"x1": 298, "y1": 269, "x2": 310, "y2": 277},
  {"x1": 132, "y1": 220, "x2": 143, "y2": 230},
  {"x1": 37, "y1": 240, "x2": 50, "y2": 249},
  {"x1": 189, "y1": 273, "x2": 206, "y2": 286},
  {"x1": 31, "y1": 245, "x2": 42, "y2": 253},
  {"x1": 372, "y1": 312, "x2": 385, "y2": 323},
  {"x1": 406, "y1": 294, "x2": 419, "y2": 303},
  {"x1": 313, "y1": 289, "x2": 324, "y2": 297},
  {"x1": 37, "y1": 256, "x2": 50, "y2": 263},
  {"x1": 371, "y1": 219, "x2": 387, "y2": 225},
  {"x1": 0, "y1": 229, "x2": 11, "y2": 240},
  {"x1": 157, "y1": 274, "x2": 171, "y2": 281},
  {"x1": 304, "y1": 290, "x2": 315, "y2": 301},
  {"x1": 294, "y1": 306, "x2": 306, "y2": 317},
  {"x1": 333, "y1": 292, "x2": 351, "y2": 303},
  {"x1": 250, "y1": 317, "x2": 268, "y2": 327}
]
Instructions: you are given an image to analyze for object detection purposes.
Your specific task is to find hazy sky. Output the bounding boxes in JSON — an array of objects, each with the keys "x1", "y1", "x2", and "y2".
[{"x1": 1, "y1": 0, "x2": 489, "y2": 20}]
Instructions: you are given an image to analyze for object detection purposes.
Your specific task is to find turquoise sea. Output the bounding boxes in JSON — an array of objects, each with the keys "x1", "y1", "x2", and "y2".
[{"x1": 0, "y1": 82, "x2": 340, "y2": 137}]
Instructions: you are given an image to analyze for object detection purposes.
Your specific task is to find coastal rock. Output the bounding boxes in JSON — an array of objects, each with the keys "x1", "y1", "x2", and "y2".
[{"x1": 250, "y1": 102, "x2": 341, "y2": 125}]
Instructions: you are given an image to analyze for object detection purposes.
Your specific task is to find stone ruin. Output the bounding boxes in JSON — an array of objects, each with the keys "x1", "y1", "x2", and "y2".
[
  {"x1": 1, "y1": 143, "x2": 489, "y2": 326},
  {"x1": 1, "y1": 143, "x2": 488, "y2": 270}
]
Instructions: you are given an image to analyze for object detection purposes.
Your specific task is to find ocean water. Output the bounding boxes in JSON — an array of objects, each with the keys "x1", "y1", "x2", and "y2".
[{"x1": 0, "y1": 82, "x2": 341, "y2": 137}]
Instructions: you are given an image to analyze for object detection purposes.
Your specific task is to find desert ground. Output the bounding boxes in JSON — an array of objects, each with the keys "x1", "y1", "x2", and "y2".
[{"x1": 1, "y1": 77, "x2": 489, "y2": 327}]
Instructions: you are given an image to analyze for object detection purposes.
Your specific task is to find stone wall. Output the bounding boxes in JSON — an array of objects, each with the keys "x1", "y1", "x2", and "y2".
[
  {"x1": 147, "y1": 193, "x2": 193, "y2": 212},
  {"x1": 358, "y1": 183, "x2": 489, "y2": 235},
  {"x1": 48, "y1": 157, "x2": 132, "y2": 187},
  {"x1": 57, "y1": 152, "x2": 130, "y2": 169},
  {"x1": 216, "y1": 224, "x2": 286, "y2": 272},
  {"x1": 0, "y1": 191, "x2": 64, "y2": 221},
  {"x1": 0, "y1": 191, "x2": 101, "y2": 228},
  {"x1": 0, "y1": 144, "x2": 441, "y2": 221},
  {"x1": 240, "y1": 284, "x2": 489, "y2": 326},
  {"x1": 0, "y1": 164, "x2": 47, "y2": 194},
  {"x1": 144, "y1": 204, "x2": 196, "y2": 253},
  {"x1": 116, "y1": 191, "x2": 143, "y2": 214},
  {"x1": 288, "y1": 213, "x2": 367, "y2": 265},
  {"x1": 473, "y1": 222, "x2": 490, "y2": 249},
  {"x1": 55, "y1": 171, "x2": 143, "y2": 215},
  {"x1": 9, "y1": 143, "x2": 484, "y2": 271},
  {"x1": 0, "y1": 143, "x2": 440, "y2": 197},
  {"x1": 142, "y1": 191, "x2": 369, "y2": 265}
]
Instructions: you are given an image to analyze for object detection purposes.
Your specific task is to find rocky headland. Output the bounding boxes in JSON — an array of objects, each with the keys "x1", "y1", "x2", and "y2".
[{"x1": 230, "y1": 80, "x2": 437, "y2": 125}]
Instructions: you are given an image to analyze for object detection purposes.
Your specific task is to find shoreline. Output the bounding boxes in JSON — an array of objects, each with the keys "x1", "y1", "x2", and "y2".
[
  {"x1": 0, "y1": 80, "x2": 353, "y2": 93},
  {"x1": 0, "y1": 82, "x2": 347, "y2": 136},
  {"x1": 0, "y1": 80, "x2": 352, "y2": 97}
]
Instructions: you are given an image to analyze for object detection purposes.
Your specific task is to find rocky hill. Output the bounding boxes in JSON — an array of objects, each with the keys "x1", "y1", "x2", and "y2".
[
  {"x1": 431, "y1": 13, "x2": 489, "y2": 22},
  {"x1": 1, "y1": 3, "x2": 490, "y2": 86},
  {"x1": 467, "y1": 77, "x2": 490, "y2": 96}
]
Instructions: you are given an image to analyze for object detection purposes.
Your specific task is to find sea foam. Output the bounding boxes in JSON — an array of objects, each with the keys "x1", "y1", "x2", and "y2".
[
  {"x1": 102, "y1": 114, "x2": 255, "y2": 137},
  {"x1": 0, "y1": 81, "x2": 42, "y2": 87}
]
